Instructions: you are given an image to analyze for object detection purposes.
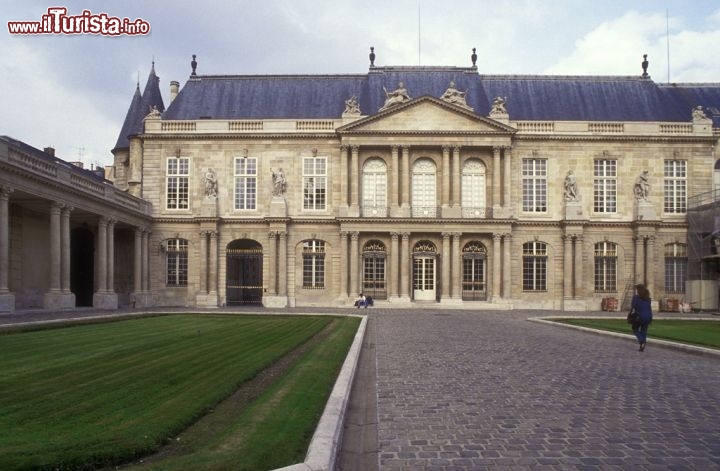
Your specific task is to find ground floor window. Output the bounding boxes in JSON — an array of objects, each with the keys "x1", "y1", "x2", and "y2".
[
  {"x1": 522, "y1": 241, "x2": 547, "y2": 291},
  {"x1": 664, "y1": 243, "x2": 687, "y2": 294},
  {"x1": 594, "y1": 241, "x2": 617, "y2": 293},
  {"x1": 302, "y1": 240, "x2": 325, "y2": 288},
  {"x1": 362, "y1": 240, "x2": 387, "y2": 299},
  {"x1": 166, "y1": 238, "x2": 188, "y2": 286}
]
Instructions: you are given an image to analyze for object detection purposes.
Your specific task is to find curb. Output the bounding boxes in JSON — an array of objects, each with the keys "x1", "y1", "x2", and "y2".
[
  {"x1": 272, "y1": 315, "x2": 368, "y2": 471},
  {"x1": 529, "y1": 316, "x2": 720, "y2": 357}
]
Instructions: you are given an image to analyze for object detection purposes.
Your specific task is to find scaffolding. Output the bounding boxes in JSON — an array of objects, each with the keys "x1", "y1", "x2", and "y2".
[{"x1": 686, "y1": 189, "x2": 720, "y2": 310}]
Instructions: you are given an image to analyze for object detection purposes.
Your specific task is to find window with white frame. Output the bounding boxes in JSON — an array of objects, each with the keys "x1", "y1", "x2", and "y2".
[
  {"x1": 461, "y1": 159, "x2": 487, "y2": 213},
  {"x1": 362, "y1": 158, "x2": 387, "y2": 215},
  {"x1": 664, "y1": 160, "x2": 687, "y2": 214},
  {"x1": 521, "y1": 158, "x2": 547, "y2": 212},
  {"x1": 522, "y1": 241, "x2": 547, "y2": 291},
  {"x1": 303, "y1": 156, "x2": 327, "y2": 210},
  {"x1": 166, "y1": 157, "x2": 189, "y2": 209},
  {"x1": 234, "y1": 157, "x2": 257, "y2": 210},
  {"x1": 664, "y1": 243, "x2": 687, "y2": 294},
  {"x1": 594, "y1": 241, "x2": 617, "y2": 292},
  {"x1": 593, "y1": 159, "x2": 617, "y2": 213},
  {"x1": 302, "y1": 240, "x2": 325, "y2": 288},
  {"x1": 411, "y1": 158, "x2": 437, "y2": 217},
  {"x1": 166, "y1": 238, "x2": 188, "y2": 286}
]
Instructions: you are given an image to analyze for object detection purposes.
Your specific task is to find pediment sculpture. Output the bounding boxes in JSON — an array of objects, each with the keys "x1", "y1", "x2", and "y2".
[
  {"x1": 440, "y1": 81, "x2": 472, "y2": 110},
  {"x1": 380, "y1": 82, "x2": 411, "y2": 111}
]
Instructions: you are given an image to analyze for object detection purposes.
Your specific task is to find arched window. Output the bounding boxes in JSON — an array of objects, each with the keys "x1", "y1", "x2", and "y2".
[
  {"x1": 522, "y1": 242, "x2": 547, "y2": 291},
  {"x1": 412, "y1": 158, "x2": 437, "y2": 217},
  {"x1": 664, "y1": 243, "x2": 687, "y2": 294},
  {"x1": 165, "y1": 238, "x2": 188, "y2": 286},
  {"x1": 594, "y1": 241, "x2": 617, "y2": 292},
  {"x1": 461, "y1": 159, "x2": 487, "y2": 217},
  {"x1": 362, "y1": 158, "x2": 387, "y2": 216},
  {"x1": 362, "y1": 240, "x2": 387, "y2": 299},
  {"x1": 302, "y1": 240, "x2": 325, "y2": 288}
]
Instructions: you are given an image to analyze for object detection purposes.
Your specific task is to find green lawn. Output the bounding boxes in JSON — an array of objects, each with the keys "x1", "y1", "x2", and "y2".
[
  {"x1": 554, "y1": 318, "x2": 720, "y2": 349},
  {"x1": 0, "y1": 314, "x2": 360, "y2": 471}
]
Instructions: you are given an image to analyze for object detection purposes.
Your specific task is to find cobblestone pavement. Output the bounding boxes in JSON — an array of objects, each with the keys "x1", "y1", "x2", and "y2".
[{"x1": 372, "y1": 309, "x2": 720, "y2": 470}]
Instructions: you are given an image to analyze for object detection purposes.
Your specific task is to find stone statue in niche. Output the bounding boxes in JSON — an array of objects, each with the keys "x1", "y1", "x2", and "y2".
[
  {"x1": 489, "y1": 96, "x2": 508, "y2": 116},
  {"x1": 380, "y1": 82, "x2": 411, "y2": 111},
  {"x1": 564, "y1": 170, "x2": 579, "y2": 201},
  {"x1": 272, "y1": 168, "x2": 287, "y2": 196},
  {"x1": 204, "y1": 168, "x2": 218, "y2": 198},
  {"x1": 440, "y1": 81, "x2": 472, "y2": 110},
  {"x1": 344, "y1": 95, "x2": 361, "y2": 115},
  {"x1": 633, "y1": 170, "x2": 650, "y2": 201}
]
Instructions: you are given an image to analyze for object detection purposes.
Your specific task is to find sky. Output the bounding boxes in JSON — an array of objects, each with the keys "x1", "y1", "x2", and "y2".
[{"x1": 2, "y1": 0, "x2": 720, "y2": 168}]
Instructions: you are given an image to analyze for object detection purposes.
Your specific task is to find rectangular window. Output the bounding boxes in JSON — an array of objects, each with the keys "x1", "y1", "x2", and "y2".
[
  {"x1": 593, "y1": 159, "x2": 617, "y2": 213},
  {"x1": 302, "y1": 240, "x2": 325, "y2": 288},
  {"x1": 664, "y1": 244, "x2": 687, "y2": 293},
  {"x1": 166, "y1": 158, "x2": 189, "y2": 210},
  {"x1": 303, "y1": 157, "x2": 327, "y2": 210},
  {"x1": 234, "y1": 157, "x2": 257, "y2": 210},
  {"x1": 594, "y1": 242, "x2": 617, "y2": 292},
  {"x1": 522, "y1": 242, "x2": 547, "y2": 291},
  {"x1": 522, "y1": 159, "x2": 547, "y2": 212},
  {"x1": 664, "y1": 160, "x2": 687, "y2": 214},
  {"x1": 166, "y1": 239, "x2": 188, "y2": 286}
]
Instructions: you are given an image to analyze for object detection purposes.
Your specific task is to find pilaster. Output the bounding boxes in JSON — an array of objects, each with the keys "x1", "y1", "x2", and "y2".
[{"x1": 0, "y1": 187, "x2": 14, "y2": 312}]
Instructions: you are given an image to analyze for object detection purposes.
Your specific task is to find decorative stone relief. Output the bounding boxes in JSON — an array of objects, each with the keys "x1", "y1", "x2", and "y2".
[
  {"x1": 489, "y1": 96, "x2": 508, "y2": 118},
  {"x1": 204, "y1": 168, "x2": 218, "y2": 198},
  {"x1": 564, "y1": 170, "x2": 579, "y2": 201},
  {"x1": 343, "y1": 95, "x2": 361, "y2": 116},
  {"x1": 440, "y1": 81, "x2": 472, "y2": 110},
  {"x1": 272, "y1": 168, "x2": 287, "y2": 196},
  {"x1": 380, "y1": 82, "x2": 411, "y2": 111}
]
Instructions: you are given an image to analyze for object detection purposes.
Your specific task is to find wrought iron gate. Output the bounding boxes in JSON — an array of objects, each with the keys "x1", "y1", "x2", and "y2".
[{"x1": 226, "y1": 247, "x2": 263, "y2": 305}]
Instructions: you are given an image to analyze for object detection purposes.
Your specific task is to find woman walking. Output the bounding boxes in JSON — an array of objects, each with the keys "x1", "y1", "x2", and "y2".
[{"x1": 631, "y1": 284, "x2": 653, "y2": 351}]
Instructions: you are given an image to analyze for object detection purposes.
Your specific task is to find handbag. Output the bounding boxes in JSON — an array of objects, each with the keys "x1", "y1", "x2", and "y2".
[{"x1": 627, "y1": 308, "x2": 639, "y2": 324}]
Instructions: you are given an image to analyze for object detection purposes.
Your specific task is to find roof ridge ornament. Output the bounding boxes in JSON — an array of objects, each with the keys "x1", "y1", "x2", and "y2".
[
  {"x1": 191, "y1": 54, "x2": 197, "y2": 76},
  {"x1": 369, "y1": 47, "x2": 376, "y2": 67},
  {"x1": 641, "y1": 54, "x2": 649, "y2": 78},
  {"x1": 471, "y1": 48, "x2": 477, "y2": 68}
]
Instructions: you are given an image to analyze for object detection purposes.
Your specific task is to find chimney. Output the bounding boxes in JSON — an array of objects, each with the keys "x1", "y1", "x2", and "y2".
[
  {"x1": 170, "y1": 80, "x2": 179, "y2": 102},
  {"x1": 44, "y1": 146, "x2": 55, "y2": 156}
]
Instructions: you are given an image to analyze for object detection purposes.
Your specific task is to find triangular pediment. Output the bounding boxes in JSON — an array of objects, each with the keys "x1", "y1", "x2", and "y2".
[{"x1": 338, "y1": 96, "x2": 515, "y2": 134}]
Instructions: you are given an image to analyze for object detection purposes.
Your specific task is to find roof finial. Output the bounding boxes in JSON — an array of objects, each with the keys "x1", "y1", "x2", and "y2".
[
  {"x1": 369, "y1": 47, "x2": 376, "y2": 67},
  {"x1": 641, "y1": 54, "x2": 649, "y2": 78},
  {"x1": 191, "y1": 54, "x2": 197, "y2": 76},
  {"x1": 471, "y1": 47, "x2": 477, "y2": 67}
]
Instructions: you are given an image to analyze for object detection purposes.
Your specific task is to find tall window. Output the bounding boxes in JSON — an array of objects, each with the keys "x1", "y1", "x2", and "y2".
[
  {"x1": 714, "y1": 160, "x2": 720, "y2": 193},
  {"x1": 166, "y1": 238, "x2": 188, "y2": 286},
  {"x1": 594, "y1": 241, "x2": 617, "y2": 292},
  {"x1": 166, "y1": 157, "x2": 189, "y2": 209},
  {"x1": 362, "y1": 240, "x2": 387, "y2": 298},
  {"x1": 412, "y1": 158, "x2": 437, "y2": 217},
  {"x1": 362, "y1": 158, "x2": 387, "y2": 216},
  {"x1": 593, "y1": 159, "x2": 617, "y2": 213},
  {"x1": 234, "y1": 157, "x2": 257, "y2": 210},
  {"x1": 665, "y1": 243, "x2": 687, "y2": 294},
  {"x1": 462, "y1": 242, "x2": 487, "y2": 300},
  {"x1": 522, "y1": 158, "x2": 547, "y2": 212},
  {"x1": 664, "y1": 160, "x2": 687, "y2": 214},
  {"x1": 461, "y1": 159, "x2": 487, "y2": 215},
  {"x1": 303, "y1": 156, "x2": 327, "y2": 210},
  {"x1": 522, "y1": 241, "x2": 547, "y2": 291},
  {"x1": 302, "y1": 240, "x2": 325, "y2": 288}
]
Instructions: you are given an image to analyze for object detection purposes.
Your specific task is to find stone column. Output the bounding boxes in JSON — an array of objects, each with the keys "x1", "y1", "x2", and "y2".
[
  {"x1": 49, "y1": 203, "x2": 62, "y2": 292},
  {"x1": 401, "y1": 146, "x2": 411, "y2": 208},
  {"x1": 451, "y1": 233, "x2": 461, "y2": 299},
  {"x1": 267, "y1": 231, "x2": 277, "y2": 295},
  {"x1": 390, "y1": 232, "x2": 399, "y2": 299},
  {"x1": 400, "y1": 232, "x2": 410, "y2": 299},
  {"x1": 350, "y1": 145, "x2": 359, "y2": 211},
  {"x1": 646, "y1": 236, "x2": 655, "y2": 293},
  {"x1": 350, "y1": 232, "x2": 359, "y2": 296},
  {"x1": 502, "y1": 233, "x2": 512, "y2": 299},
  {"x1": 340, "y1": 145, "x2": 349, "y2": 208},
  {"x1": 574, "y1": 235, "x2": 584, "y2": 298},
  {"x1": 442, "y1": 146, "x2": 450, "y2": 208},
  {"x1": 107, "y1": 220, "x2": 116, "y2": 293},
  {"x1": 61, "y1": 206, "x2": 72, "y2": 293},
  {"x1": 0, "y1": 188, "x2": 12, "y2": 293},
  {"x1": 441, "y1": 232, "x2": 451, "y2": 300},
  {"x1": 492, "y1": 233, "x2": 501, "y2": 300},
  {"x1": 493, "y1": 147, "x2": 501, "y2": 209},
  {"x1": 634, "y1": 236, "x2": 644, "y2": 285},
  {"x1": 96, "y1": 218, "x2": 108, "y2": 292},
  {"x1": 390, "y1": 146, "x2": 400, "y2": 210},
  {"x1": 339, "y1": 232, "x2": 348, "y2": 299},
  {"x1": 134, "y1": 228, "x2": 143, "y2": 294},
  {"x1": 452, "y1": 147, "x2": 461, "y2": 207},
  {"x1": 563, "y1": 235, "x2": 573, "y2": 299},
  {"x1": 198, "y1": 231, "x2": 208, "y2": 294},
  {"x1": 208, "y1": 231, "x2": 218, "y2": 295},
  {"x1": 142, "y1": 230, "x2": 150, "y2": 292},
  {"x1": 278, "y1": 231, "x2": 288, "y2": 296},
  {"x1": 503, "y1": 147, "x2": 512, "y2": 208}
]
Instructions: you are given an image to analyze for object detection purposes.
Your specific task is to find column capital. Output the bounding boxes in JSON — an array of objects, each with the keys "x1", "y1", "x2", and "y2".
[
  {"x1": 0, "y1": 186, "x2": 14, "y2": 198},
  {"x1": 208, "y1": 230, "x2": 218, "y2": 239},
  {"x1": 277, "y1": 231, "x2": 288, "y2": 239},
  {"x1": 50, "y1": 202, "x2": 64, "y2": 212},
  {"x1": 492, "y1": 233, "x2": 503, "y2": 241},
  {"x1": 453, "y1": 145, "x2": 462, "y2": 152},
  {"x1": 268, "y1": 230, "x2": 277, "y2": 239},
  {"x1": 339, "y1": 231, "x2": 349, "y2": 238},
  {"x1": 442, "y1": 146, "x2": 451, "y2": 153},
  {"x1": 390, "y1": 232, "x2": 400, "y2": 239},
  {"x1": 350, "y1": 231, "x2": 359, "y2": 240},
  {"x1": 62, "y1": 206, "x2": 74, "y2": 214},
  {"x1": 503, "y1": 233, "x2": 512, "y2": 240},
  {"x1": 441, "y1": 232, "x2": 452, "y2": 239},
  {"x1": 493, "y1": 146, "x2": 502, "y2": 154},
  {"x1": 351, "y1": 145, "x2": 360, "y2": 153},
  {"x1": 401, "y1": 232, "x2": 410, "y2": 240},
  {"x1": 340, "y1": 144, "x2": 349, "y2": 152},
  {"x1": 390, "y1": 145, "x2": 400, "y2": 152}
]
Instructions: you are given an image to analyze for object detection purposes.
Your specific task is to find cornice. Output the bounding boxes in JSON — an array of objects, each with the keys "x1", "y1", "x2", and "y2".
[{"x1": 514, "y1": 134, "x2": 717, "y2": 143}]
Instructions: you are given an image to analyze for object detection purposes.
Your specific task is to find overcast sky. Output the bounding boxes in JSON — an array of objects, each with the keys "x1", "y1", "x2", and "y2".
[{"x1": 2, "y1": 0, "x2": 720, "y2": 167}]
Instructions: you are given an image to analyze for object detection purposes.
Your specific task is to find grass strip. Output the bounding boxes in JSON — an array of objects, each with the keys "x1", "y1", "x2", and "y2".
[
  {"x1": 553, "y1": 318, "x2": 720, "y2": 349},
  {"x1": 0, "y1": 315, "x2": 332, "y2": 470}
]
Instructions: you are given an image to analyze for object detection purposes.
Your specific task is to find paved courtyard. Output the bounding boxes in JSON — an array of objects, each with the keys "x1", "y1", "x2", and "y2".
[{"x1": 341, "y1": 309, "x2": 720, "y2": 470}]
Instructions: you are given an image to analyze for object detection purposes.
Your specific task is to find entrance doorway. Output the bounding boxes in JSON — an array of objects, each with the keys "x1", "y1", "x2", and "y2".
[
  {"x1": 462, "y1": 241, "x2": 487, "y2": 301},
  {"x1": 71, "y1": 227, "x2": 94, "y2": 306},
  {"x1": 412, "y1": 240, "x2": 437, "y2": 301},
  {"x1": 226, "y1": 239, "x2": 263, "y2": 305}
]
